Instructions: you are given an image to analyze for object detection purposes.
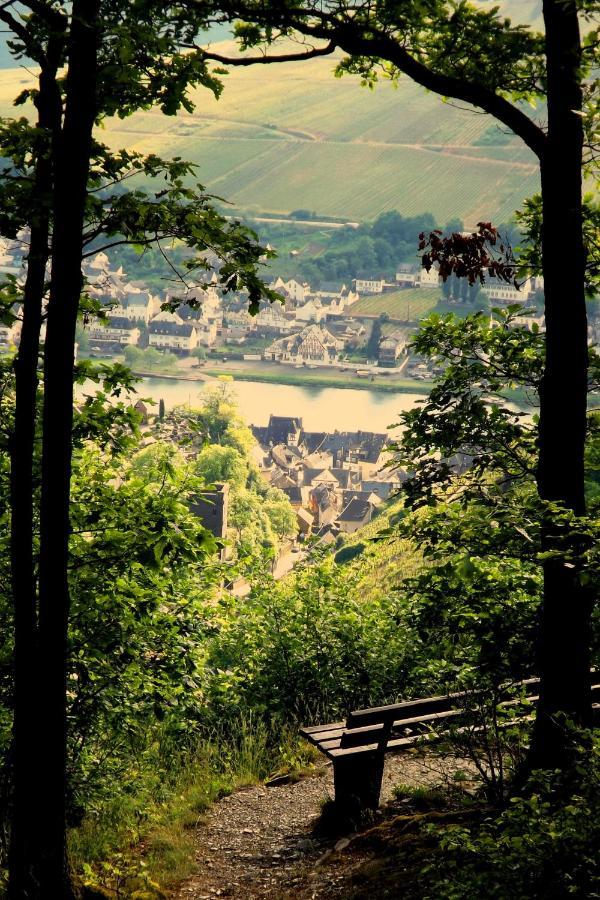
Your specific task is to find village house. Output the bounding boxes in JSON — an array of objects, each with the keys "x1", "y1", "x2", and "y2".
[
  {"x1": 395, "y1": 266, "x2": 419, "y2": 288},
  {"x1": 148, "y1": 310, "x2": 199, "y2": 353},
  {"x1": 173, "y1": 302, "x2": 220, "y2": 346},
  {"x1": 282, "y1": 278, "x2": 309, "y2": 305},
  {"x1": 87, "y1": 316, "x2": 141, "y2": 350},
  {"x1": 295, "y1": 298, "x2": 327, "y2": 324},
  {"x1": 321, "y1": 296, "x2": 347, "y2": 317},
  {"x1": 313, "y1": 282, "x2": 359, "y2": 309},
  {"x1": 300, "y1": 449, "x2": 335, "y2": 471},
  {"x1": 395, "y1": 265, "x2": 440, "y2": 288},
  {"x1": 259, "y1": 415, "x2": 304, "y2": 447},
  {"x1": 354, "y1": 278, "x2": 385, "y2": 294},
  {"x1": 304, "y1": 465, "x2": 362, "y2": 490},
  {"x1": 111, "y1": 289, "x2": 159, "y2": 324},
  {"x1": 327, "y1": 319, "x2": 367, "y2": 348},
  {"x1": 296, "y1": 506, "x2": 314, "y2": 536},
  {"x1": 224, "y1": 308, "x2": 254, "y2": 330},
  {"x1": 378, "y1": 331, "x2": 407, "y2": 367},
  {"x1": 264, "y1": 324, "x2": 344, "y2": 366},
  {"x1": 314, "y1": 281, "x2": 348, "y2": 299},
  {"x1": 481, "y1": 277, "x2": 534, "y2": 304},
  {"x1": 336, "y1": 495, "x2": 375, "y2": 533},
  {"x1": 309, "y1": 483, "x2": 341, "y2": 528},
  {"x1": 255, "y1": 302, "x2": 297, "y2": 335},
  {"x1": 360, "y1": 480, "x2": 394, "y2": 501},
  {"x1": 187, "y1": 284, "x2": 224, "y2": 327},
  {"x1": 316, "y1": 430, "x2": 389, "y2": 471},
  {"x1": 418, "y1": 266, "x2": 441, "y2": 287}
]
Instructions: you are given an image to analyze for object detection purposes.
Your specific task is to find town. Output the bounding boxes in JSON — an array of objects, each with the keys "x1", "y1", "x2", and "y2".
[{"x1": 2, "y1": 232, "x2": 584, "y2": 378}]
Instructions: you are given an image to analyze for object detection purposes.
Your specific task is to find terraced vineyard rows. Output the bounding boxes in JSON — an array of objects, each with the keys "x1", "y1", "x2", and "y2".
[
  {"x1": 0, "y1": 19, "x2": 543, "y2": 226},
  {"x1": 351, "y1": 288, "x2": 443, "y2": 320}
]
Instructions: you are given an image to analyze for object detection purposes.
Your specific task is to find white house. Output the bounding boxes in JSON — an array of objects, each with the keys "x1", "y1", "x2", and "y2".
[
  {"x1": 418, "y1": 267, "x2": 441, "y2": 287},
  {"x1": 148, "y1": 310, "x2": 199, "y2": 352},
  {"x1": 378, "y1": 333, "x2": 407, "y2": 367},
  {"x1": 395, "y1": 265, "x2": 419, "y2": 286},
  {"x1": 87, "y1": 317, "x2": 141, "y2": 348},
  {"x1": 354, "y1": 278, "x2": 384, "y2": 294},
  {"x1": 481, "y1": 277, "x2": 534, "y2": 303},
  {"x1": 295, "y1": 298, "x2": 326, "y2": 323},
  {"x1": 225, "y1": 308, "x2": 254, "y2": 329},
  {"x1": 264, "y1": 323, "x2": 343, "y2": 365},
  {"x1": 111, "y1": 290, "x2": 158, "y2": 324},
  {"x1": 195, "y1": 320, "x2": 218, "y2": 347},
  {"x1": 283, "y1": 279, "x2": 309, "y2": 304},
  {"x1": 255, "y1": 302, "x2": 296, "y2": 333}
]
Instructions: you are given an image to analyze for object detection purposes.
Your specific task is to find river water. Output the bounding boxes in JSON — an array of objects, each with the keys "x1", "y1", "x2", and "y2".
[{"x1": 132, "y1": 375, "x2": 426, "y2": 433}]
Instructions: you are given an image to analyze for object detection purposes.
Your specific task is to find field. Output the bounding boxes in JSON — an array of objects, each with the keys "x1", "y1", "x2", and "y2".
[
  {"x1": 351, "y1": 288, "x2": 444, "y2": 320},
  {"x1": 102, "y1": 55, "x2": 541, "y2": 226},
  {"x1": 0, "y1": 32, "x2": 542, "y2": 228}
]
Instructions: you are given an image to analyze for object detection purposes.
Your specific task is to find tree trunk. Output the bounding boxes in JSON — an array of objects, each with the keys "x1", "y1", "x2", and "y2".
[
  {"x1": 529, "y1": 0, "x2": 591, "y2": 769},
  {"x1": 35, "y1": 2, "x2": 99, "y2": 893},
  {"x1": 8, "y1": 41, "x2": 63, "y2": 899}
]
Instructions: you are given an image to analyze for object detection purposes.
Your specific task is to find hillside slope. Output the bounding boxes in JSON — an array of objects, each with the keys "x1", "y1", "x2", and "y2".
[
  {"x1": 0, "y1": 3, "x2": 546, "y2": 226},
  {"x1": 104, "y1": 51, "x2": 541, "y2": 226}
]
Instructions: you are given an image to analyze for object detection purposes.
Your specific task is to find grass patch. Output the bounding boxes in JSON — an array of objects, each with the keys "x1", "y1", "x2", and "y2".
[
  {"x1": 392, "y1": 783, "x2": 449, "y2": 812},
  {"x1": 202, "y1": 367, "x2": 433, "y2": 394},
  {"x1": 71, "y1": 720, "x2": 315, "y2": 897}
]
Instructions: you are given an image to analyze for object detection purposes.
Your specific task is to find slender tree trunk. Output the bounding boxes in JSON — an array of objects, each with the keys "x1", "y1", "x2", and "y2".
[
  {"x1": 36, "y1": 2, "x2": 99, "y2": 893},
  {"x1": 529, "y1": 0, "x2": 591, "y2": 768},
  {"x1": 8, "y1": 41, "x2": 63, "y2": 898}
]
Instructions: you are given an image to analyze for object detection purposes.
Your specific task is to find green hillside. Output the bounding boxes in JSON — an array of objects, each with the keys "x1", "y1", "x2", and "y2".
[
  {"x1": 100, "y1": 50, "x2": 540, "y2": 226},
  {"x1": 0, "y1": 14, "x2": 544, "y2": 227}
]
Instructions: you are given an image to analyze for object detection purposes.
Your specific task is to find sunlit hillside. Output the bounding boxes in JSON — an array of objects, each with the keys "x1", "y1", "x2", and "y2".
[{"x1": 0, "y1": 2, "x2": 546, "y2": 226}]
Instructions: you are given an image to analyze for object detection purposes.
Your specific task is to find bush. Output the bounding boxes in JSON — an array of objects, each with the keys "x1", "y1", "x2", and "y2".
[
  {"x1": 204, "y1": 557, "x2": 415, "y2": 725},
  {"x1": 422, "y1": 736, "x2": 600, "y2": 899}
]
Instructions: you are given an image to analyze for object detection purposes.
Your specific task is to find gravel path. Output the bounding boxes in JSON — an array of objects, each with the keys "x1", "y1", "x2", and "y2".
[{"x1": 172, "y1": 754, "x2": 447, "y2": 899}]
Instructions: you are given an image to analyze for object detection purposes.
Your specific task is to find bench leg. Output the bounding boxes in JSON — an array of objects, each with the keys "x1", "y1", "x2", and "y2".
[{"x1": 333, "y1": 751, "x2": 385, "y2": 821}]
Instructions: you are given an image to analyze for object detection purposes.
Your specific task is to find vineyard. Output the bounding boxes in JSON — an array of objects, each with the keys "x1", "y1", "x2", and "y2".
[
  {"x1": 351, "y1": 288, "x2": 444, "y2": 320},
  {"x1": 0, "y1": 13, "x2": 542, "y2": 227}
]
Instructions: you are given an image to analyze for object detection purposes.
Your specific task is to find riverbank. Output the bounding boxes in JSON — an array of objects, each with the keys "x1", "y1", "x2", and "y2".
[
  {"x1": 97, "y1": 352, "x2": 433, "y2": 394},
  {"x1": 201, "y1": 366, "x2": 433, "y2": 394}
]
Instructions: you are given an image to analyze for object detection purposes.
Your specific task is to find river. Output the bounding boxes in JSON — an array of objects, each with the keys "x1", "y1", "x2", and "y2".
[{"x1": 131, "y1": 375, "x2": 426, "y2": 433}]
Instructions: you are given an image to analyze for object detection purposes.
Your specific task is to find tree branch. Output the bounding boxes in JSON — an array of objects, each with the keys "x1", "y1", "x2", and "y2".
[
  {"x1": 321, "y1": 22, "x2": 547, "y2": 158},
  {"x1": 215, "y1": 4, "x2": 548, "y2": 158},
  {"x1": 200, "y1": 39, "x2": 336, "y2": 66}
]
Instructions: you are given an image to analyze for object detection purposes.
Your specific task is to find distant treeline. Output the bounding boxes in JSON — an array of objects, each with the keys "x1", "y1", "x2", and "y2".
[
  {"x1": 256, "y1": 210, "x2": 522, "y2": 288},
  {"x1": 101, "y1": 209, "x2": 521, "y2": 294}
]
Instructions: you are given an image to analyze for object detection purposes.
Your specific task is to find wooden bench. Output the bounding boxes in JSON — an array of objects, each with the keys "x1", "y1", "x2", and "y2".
[{"x1": 301, "y1": 675, "x2": 600, "y2": 815}]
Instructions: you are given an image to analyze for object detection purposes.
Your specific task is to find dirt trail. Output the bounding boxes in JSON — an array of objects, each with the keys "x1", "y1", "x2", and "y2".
[{"x1": 172, "y1": 755, "x2": 441, "y2": 899}]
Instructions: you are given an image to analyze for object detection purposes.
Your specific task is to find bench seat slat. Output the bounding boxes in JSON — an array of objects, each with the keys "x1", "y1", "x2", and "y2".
[
  {"x1": 327, "y1": 715, "x2": 537, "y2": 760},
  {"x1": 312, "y1": 693, "x2": 543, "y2": 751},
  {"x1": 305, "y1": 728, "x2": 346, "y2": 745},
  {"x1": 346, "y1": 694, "x2": 461, "y2": 728},
  {"x1": 300, "y1": 721, "x2": 345, "y2": 736},
  {"x1": 300, "y1": 722, "x2": 345, "y2": 745}
]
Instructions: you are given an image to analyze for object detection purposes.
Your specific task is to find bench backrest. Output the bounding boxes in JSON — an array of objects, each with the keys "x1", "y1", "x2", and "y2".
[
  {"x1": 345, "y1": 671, "x2": 599, "y2": 731},
  {"x1": 301, "y1": 673, "x2": 599, "y2": 761}
]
